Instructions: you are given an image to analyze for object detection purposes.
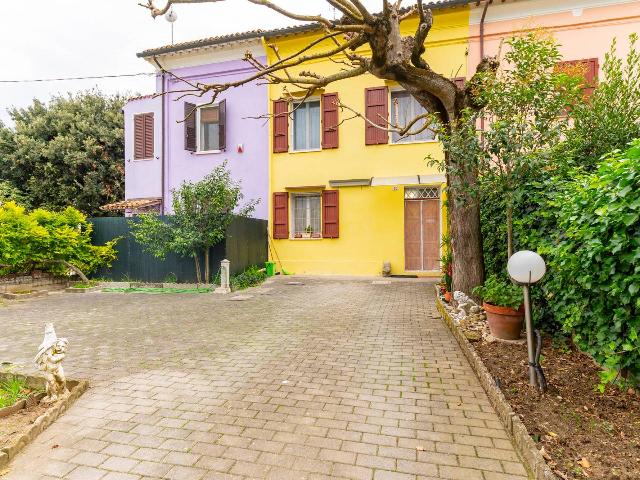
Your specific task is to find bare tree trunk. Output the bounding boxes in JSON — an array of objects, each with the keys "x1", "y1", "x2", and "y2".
[
  {"x1": 62, "y1": 261, "x2": 89, "y2": 283},
  {"x1": 193, "y1": 254, "x2": 202, "y2": 285},
  {"x1": 204, "y1": 247, "x2": 210, "y2": 284},
  {"x1": 506, "y1": 203, "x2": 513, "y2": 259},
  {"x1": 447, "y1": 152, "x2": 484, "y2": 297}
]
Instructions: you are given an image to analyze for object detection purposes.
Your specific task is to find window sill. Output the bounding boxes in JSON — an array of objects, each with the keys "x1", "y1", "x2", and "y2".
[
  {"x1": 288, "y1": 148, "x2": 323, "y2": 154},
  {"x1": 193, "y1": 150, "x2": 223, "y2": 155},
  {"x1": 131, "y1": 157, "x2": 156, "y2": 162},
  {"x1": 390, "y1": 139, "x2": 439, "y2": 146},
  {"x1": 290, "y1": 237, "x2": 323, "y2": 240}
]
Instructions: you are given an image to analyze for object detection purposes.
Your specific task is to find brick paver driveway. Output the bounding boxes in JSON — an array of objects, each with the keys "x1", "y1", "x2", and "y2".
[{"x1": 0, "y1": 277, "x2": 527, "y2": 480}]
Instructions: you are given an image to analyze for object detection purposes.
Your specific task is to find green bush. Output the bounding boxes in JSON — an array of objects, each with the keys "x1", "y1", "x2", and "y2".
[
  {"x1": 0, "y1": 202, "x2": 118, "y2": 277},
  {"x1": 472, "y1": 275, "x2": 523, "y2": 309},
  {"x1": 230, "y1": 265, "x2": 267, "y2": 291},
  {"x1": 541, "y1": 141, "x2": 640, "y2": 387}
]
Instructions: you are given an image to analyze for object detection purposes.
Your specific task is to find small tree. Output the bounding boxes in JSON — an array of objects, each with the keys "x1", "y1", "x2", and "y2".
[
  {"x1": 130, "y1": 164, "x2": 256, "y2": 283},
  {"x1": 567, "y1": 33, "x2": 640, "y2": 167},
  {"x1": 476, "y1": 32, "x2": 582, "y2": 258}
]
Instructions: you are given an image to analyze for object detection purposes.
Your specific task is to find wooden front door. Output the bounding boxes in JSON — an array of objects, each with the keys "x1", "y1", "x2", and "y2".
[{"x1": 404, "y1": 188, "x2": 440, "y2": 271}]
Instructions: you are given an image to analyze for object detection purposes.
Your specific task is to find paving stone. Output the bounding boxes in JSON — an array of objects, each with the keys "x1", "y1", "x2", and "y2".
[{"x1": 0, "y1": 278, "x2": 527, "y2": 480}]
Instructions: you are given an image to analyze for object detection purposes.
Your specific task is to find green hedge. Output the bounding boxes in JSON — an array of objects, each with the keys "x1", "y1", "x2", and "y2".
[
  {"x1": 542, "y1": 142, "x2": 640, "y2": 386},
  {"x1": 0, "y1": 202, "x2": 118, "y2": 277}
]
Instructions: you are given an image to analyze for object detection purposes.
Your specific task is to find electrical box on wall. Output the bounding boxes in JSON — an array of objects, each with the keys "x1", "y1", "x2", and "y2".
[{"x1": 237, "y1": 144, "x2": 244, "y2": 154}]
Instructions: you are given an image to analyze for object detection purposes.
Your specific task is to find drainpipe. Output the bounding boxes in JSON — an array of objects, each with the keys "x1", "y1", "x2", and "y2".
[
  {"x1": 154, "y1": 57, "x2": 166, "y2": 215},
  {"x1": 479, "y1": 0, "x2": 490, "y2": 134}
]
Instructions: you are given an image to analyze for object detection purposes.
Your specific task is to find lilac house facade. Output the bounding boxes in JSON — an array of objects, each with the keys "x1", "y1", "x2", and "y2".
[{"x1": 118, "y1": 35, "x2": 269, "y2": 218}]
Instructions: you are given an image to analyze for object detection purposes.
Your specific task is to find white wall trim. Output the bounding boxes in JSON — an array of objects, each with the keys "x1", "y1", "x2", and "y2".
[
  {"x1": 145, "y1": 39, "x2": 265, "y2": 70},
  {"x1": 470, "y1": 0, "x2": 638, "y2": 25}
]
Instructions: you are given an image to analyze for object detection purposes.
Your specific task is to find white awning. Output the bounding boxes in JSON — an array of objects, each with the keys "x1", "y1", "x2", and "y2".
[{"x1": 370, "y1": 174, "x2": 446, "y2": 186}]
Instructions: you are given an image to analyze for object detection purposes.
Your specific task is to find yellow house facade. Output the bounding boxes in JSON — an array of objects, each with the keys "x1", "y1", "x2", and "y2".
[{"x1": 266, "y1": 5, "x2": 470, "y2": 276}]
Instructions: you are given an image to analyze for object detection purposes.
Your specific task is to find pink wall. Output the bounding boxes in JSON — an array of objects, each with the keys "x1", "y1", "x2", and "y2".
[{"x1": 468, "y1": 0, "x2": 640, "y2": 76}]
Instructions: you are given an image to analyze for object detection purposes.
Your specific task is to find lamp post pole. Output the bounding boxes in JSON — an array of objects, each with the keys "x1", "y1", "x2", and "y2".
[{"x1": 523, "y1": 283, "x2": 536, "y2": 387}]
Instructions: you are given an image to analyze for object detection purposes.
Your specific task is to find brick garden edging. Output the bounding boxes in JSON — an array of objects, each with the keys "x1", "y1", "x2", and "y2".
[
  {"x1": 434, "y1": 286, "x2": 557, "y2": 480},
  {"x1": 0, "y1": 373, "x2": 88, "y2": 470}
]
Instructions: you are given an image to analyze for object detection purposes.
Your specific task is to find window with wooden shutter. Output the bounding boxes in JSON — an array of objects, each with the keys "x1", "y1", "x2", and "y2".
[
  {"x1": 133, "y1": 113, "x2": 153, "y2": 160},
  {"x1": 365, "y1": 87, "x2": 389, "y2": 145},
  {"x1": 218, "y1": 99, "x2": 226, "y2": 151},
  {"x1": 556, "y1": 58, "x2": 599, "y2": 97},
  {"x1": 272, "y1": 192, "x2": 289, "y2": 239},
  {"x1": 322, "y1": 190, "x2": 339, "y2": 238},
  {"x1": 273, "y1": 100, "x2": 289, "y2": 153},
  {"x1": 321, "y1": 93, "x2": 339, "y2": 149},
  {"x1": 184, "y1": 102, "x2": 197, "y2": 152}
]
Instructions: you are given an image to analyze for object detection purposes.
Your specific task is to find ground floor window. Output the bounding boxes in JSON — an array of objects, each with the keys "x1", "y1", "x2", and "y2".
[{"x1": 292, "y1": 193, "x2": 321, "y2": 237}]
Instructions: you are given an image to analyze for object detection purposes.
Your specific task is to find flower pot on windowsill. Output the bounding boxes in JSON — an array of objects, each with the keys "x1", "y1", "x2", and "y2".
[
  {"x1": 311, "y1": 233, "x2": 322, "y2": 239},
  {"x1": 301, "y1": 232, "x2": 311, "y2": 239},
  {"x1": 483, "y1": 302, "x2": 525, "y2": 340}
]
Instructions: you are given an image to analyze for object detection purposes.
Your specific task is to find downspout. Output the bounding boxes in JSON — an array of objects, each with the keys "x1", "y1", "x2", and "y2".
[
  {"x1": 154, "y1": 56, "x2": 166, "y2": 215},
  {"x1": 479, "y1": 0, "x2": 490, "y2": 134}
]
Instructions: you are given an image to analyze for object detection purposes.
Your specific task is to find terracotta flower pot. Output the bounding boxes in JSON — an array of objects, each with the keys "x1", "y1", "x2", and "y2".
[
  {"x1": 444, "y1": 291, "x2": 452, "y2": 302},
  {"x1": 483, "y1": 302, "x2": 525, "y2": 340}
]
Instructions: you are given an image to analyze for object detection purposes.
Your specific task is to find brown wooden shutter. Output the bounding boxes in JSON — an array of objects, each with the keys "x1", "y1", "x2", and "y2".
[
  {"x1": 584, "y1": 58, "x2": 599, "y2": 97},
  {"x1": 134, "y1": 114, "x2": 145, "y2": 160},
  {"x1": 452, "y1": 77, "x2": 466, "y2": 89},
  {"x1": 365, "y1": 86, "x2": 389, "y2": 145},
  {"x1": 322, "y1": 190, "x2": 339, "y2": 238},
  {"x1": 321, "y1": 93, "x2": 339, "y2": 149},
  {"x1": 143, "y1": 113, "x2": 154, "y2": 159},
  {"x1": 557, "y1": 58, "x2": 599, "y2": 97},
  {"x1": 184, "y1": 102, "x2": 197, "y2": 152},
  {"x1": 218, "y1": 99, "x2": 226, "y2": 151},
  {"x1": 272, "y1": 192, "x2": 289, "y2": 239},
  {"x1": 273, "y1": 100, "x2": 289, "y2": 153}
]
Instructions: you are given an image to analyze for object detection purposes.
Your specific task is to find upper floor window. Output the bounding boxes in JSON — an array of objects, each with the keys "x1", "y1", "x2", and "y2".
[
  {"x1": 390, "y1": 90, "x2": 436, "y2": 144},
  {"x1": 133, "y1": 112, "x2": 154, "y2": 160},
  {"x1": 292, "y1": 100, "x2": 321, "y2": 151},
  {"x1": 185, "y1": 100, "x2": 226, "y2": 153},
  {"x1": 199, "y1": 105, "x2": 220, "y2": 152}
]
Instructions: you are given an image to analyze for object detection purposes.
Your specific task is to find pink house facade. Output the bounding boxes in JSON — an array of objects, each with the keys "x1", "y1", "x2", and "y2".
[
  {"x1": 468, "y1": 0, "x2": 640, "y2": 78},
  {"x1": 121, "y1": 35, "x2": 269, "y2": 218}
]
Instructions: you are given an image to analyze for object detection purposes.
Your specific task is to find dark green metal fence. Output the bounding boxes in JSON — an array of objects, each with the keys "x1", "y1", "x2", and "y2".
[{"x1": 90, "y1": 216, "x2": 267, "y2": 283}]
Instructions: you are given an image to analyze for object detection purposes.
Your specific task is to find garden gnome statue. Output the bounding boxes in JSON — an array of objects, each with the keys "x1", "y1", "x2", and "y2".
[{"x1": 34, "y1": 323, "x2": 69, "y2": 403}]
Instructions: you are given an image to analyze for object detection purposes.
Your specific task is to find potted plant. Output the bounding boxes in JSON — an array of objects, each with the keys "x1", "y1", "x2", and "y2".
[
  {"x1": 472, "y1": 275, "x2": 524, "y2": 340},
  {"x1": 302, "y1": 225, "x2": 313, "y2": 239}
]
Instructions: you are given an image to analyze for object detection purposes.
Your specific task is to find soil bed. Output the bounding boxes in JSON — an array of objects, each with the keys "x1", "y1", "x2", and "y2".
[
  {"x1": 0, "y1": 401, "x2": 49, "y2": 449},
  {"x1": 475, "y1": 338, "x2": 640, "y2": 480}
]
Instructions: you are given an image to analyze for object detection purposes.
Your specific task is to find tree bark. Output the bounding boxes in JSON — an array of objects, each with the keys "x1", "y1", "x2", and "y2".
[
  {"x1": 204, "y1": 247, "x2": 210, "y2": 284},
  {"x1": 193, "y1": 254, "x2": 202, "y2": 285},
  {"x1": 446, "y1": 150, "x2": 484, "y2": 296}
]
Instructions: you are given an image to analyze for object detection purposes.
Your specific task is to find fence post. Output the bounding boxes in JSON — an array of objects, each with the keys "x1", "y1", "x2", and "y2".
[{"x1": 215, "y1": 259, "x2": 231, "y2": 294}]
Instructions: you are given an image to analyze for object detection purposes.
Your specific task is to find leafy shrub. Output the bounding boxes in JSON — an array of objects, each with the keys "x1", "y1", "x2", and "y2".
[
  {"x1": 230, "y1": 265, "x2": 267, "y2": 291},
  {"x1": 0, "y1": 202, "x2": 118, "y2": 277},
  {"x1": 472, "y1": 275, "x2": 523, "y2": 309},
  {"x1": 541, "y1": 141, "x2": 640, "y2": 386}
]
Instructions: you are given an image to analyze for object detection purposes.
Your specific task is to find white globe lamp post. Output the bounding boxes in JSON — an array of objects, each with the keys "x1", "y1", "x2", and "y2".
[
  {"x1": 507, "y1": 250, "x2": 547, "y2": 388},
  {"x1": 165, "y1": 9, "x2": 178, "y2": 44}
]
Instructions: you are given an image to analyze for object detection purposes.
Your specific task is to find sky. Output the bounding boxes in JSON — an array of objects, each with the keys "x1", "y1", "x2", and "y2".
[{"x1": 0, "y1": 0, "x2": 388, "y2": 126}]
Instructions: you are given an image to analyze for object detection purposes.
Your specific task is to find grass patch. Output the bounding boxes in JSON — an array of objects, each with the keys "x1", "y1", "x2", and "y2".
[
  {"x1": 0, "y1": 377, "x2": 31, "y2": 408},
  {"x1": 103, "y1": 287, "x2": 213, "y2": 294},
  {"x1": 70, "y1": 280, "x2": 100, "y2": 289},
  {"x1": 230, "y1": 265, "x2": 267, "y2": 291}
]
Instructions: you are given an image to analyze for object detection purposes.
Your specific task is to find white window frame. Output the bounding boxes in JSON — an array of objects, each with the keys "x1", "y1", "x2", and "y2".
[
  {"x1": 290, "y1": 98, "x2": 322, "y2": 153},
  {"x1": 290, "y1": 192, "x2": 323, "y2": 239},
  {"x1": 196, "y1": 103, "x2": 222, "y2": 154},
  {"x1": 389, "y1": 89, "x2": 438, "y2": 145}
]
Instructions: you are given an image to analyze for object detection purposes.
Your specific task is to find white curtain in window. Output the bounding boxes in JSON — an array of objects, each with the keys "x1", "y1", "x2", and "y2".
[
  {"x1": 293, "y1": 195, "x2": 321, "y2": 234},
  {"x1": 200, "y1": 106, "x2": 220, "y2": 151},
  {"x1": 391, "y1": 91, "x2": 435, "y2": 143},
  {"x1": 293, "y1": 101, "x2": 321, "y2": 150}
]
